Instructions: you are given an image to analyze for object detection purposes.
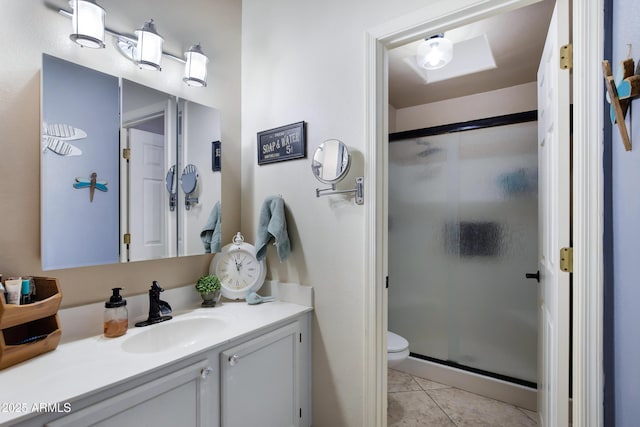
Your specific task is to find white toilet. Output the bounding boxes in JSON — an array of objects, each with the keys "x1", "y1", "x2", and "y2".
[{"x1": 387, "y1": 331, "x2": 409, "y2": 368}]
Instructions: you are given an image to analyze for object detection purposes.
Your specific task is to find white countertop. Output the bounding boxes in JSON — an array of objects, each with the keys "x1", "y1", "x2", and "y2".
[{"x1": 0, "y1": 298, "x2": 312, "y2": 426}]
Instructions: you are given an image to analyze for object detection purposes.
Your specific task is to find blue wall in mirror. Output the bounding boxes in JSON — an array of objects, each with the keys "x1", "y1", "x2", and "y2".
[{"x1": 41, "y1": 54, "x2": 120, "y2": 270}]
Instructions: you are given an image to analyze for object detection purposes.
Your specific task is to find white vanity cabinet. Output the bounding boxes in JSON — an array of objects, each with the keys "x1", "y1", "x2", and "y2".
[
  {"x1": 220, "y1": 321, "x2": 308, "y2": 427},
  {"x1": 10, "y1": 311, "x2": 311, "y2": 427},
  {"x1": 44, "y1": 359, "x2": 214, "y2": 427}
]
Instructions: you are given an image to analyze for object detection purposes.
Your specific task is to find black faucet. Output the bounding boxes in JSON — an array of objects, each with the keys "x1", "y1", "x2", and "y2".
[{"x1": 135, "y1": 281, "x2": 173, "y2": 327}]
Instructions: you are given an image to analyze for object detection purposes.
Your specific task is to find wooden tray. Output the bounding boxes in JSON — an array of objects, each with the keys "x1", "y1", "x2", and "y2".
[
  {"x1": 0, "y1": 277, "x2": 62, "y2": 329},
  {"x1": 0, "y1": 277, "x2": 62, "y2": 370},
  {"x1": 0, "y1": 315, "x2": 61, "y2": 370}
]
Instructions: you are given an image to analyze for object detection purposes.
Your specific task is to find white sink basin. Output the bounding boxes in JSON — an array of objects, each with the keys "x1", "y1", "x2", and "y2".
[{"x1": 122, "y1": 317, "x2": 224, "y2": 353}]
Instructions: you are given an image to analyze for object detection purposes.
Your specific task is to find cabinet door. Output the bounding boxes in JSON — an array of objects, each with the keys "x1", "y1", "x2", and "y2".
[
  {"x1": 221, "y1": 322, "x2": 300, "y2": 427},
  {"x1": 46, "y1": 359, "x2": 213, "y2": 427}
]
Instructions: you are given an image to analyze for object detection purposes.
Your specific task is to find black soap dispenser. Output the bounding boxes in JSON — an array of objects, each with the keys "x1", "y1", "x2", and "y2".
[{"x1": 104, "y1": 288, "x2": 128, "y2": 338}]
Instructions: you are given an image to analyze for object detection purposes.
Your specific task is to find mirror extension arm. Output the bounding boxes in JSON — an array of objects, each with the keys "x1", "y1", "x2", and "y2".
[{"x1": 316, "y1": 177, "x2": 364, "y2": 205}]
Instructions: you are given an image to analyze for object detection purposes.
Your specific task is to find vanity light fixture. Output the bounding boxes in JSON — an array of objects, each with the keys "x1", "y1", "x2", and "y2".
[
  {"x1": 183, "y1": 43, "x2": 209, "y2": 87},
  {"x1": 134, "y1": 19, "x2": 164, "y2": 71},
  {"x1": 417, "y1": 34, "x2": 454, "y2": 70},
  {"x1": 69, "y1": 0, "x2": 106, "y2": 49},
  {"x1": 49, "y1": 3, "x2": 209, "y2": 87}
]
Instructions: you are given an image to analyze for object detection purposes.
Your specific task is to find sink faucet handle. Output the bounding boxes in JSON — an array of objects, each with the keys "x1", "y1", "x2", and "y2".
[{"x1": 151, "y1": 280, "x2": 164, "y2": 292}]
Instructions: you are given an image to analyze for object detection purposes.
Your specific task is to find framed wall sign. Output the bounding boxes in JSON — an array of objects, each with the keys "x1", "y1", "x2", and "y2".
[
  {"x1": 212, "y1": 140, "x2": 221, "y2": 172},
  {"x1": 257, "y1": 121, "x2": 306, "y2": 165}
]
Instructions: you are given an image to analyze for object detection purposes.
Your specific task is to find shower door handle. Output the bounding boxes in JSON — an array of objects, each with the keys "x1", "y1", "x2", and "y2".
[{"x1": 525, "y1": 270, "x2": 540, "y2": 282}]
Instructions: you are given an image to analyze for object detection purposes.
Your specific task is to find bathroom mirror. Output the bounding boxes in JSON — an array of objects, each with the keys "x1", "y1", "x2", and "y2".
[
  {"x1": 311, "y1": 139, "x2": 351, "y2": 184},
  {"x1": 313, "y1": 139, "x2": 364, "y2": 205},
  {"x1": 121, "y1": 79, "x2": 178, "y2": 263},
  {"x1": 41, "y1": 55, "x2": 222, "y2": 270},
  {"x1": 41, "y1": 54, "x2": 121, "y2": 270},
  {"x1": 177, "y1": 99, "x2": 222, "y2": 257}
]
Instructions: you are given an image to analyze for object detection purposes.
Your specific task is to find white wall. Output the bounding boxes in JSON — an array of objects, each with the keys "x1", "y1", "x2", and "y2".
[
  {"x1": 611, "y1": 0, "x2": 640, "y2": 424},
  {"x1": 394, "y1": 82, "x2": 537, "y2": 131},
  {"x1": 241, "y1": 0, "x2": 500, "y2": 425},
  {"x1": 0, "y1": 1, "x2": 241, "y2": 306}
]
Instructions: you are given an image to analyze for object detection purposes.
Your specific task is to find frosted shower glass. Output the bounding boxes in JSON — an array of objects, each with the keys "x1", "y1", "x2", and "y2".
[{"x1": 388, "y1": 121, "x2": 538, "y2": 383}]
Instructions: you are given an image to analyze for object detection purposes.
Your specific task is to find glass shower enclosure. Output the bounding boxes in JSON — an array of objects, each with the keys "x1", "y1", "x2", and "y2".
[{"x1": 388, "y1": 114, "x2": 538, "y2": 385}]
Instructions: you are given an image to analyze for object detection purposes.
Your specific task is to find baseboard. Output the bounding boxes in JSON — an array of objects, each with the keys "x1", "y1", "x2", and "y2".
[{"x1": 396, "y1": 356, "x2": 537, "y2": 411}]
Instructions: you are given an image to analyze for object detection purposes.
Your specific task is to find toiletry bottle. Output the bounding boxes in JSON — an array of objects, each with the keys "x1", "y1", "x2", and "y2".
[
  {"x1": 24, "y1": 276, "x2": 36, "y2": 301},
  {"x1": 20, "y1": 279, "x2": 30, "y2": 304},
  {"x1": 104, "y1": 288, "x2": 128, "y2": 338},
  {"x1": 5, "y1": 278, "x2": 22, "y2": 305}
]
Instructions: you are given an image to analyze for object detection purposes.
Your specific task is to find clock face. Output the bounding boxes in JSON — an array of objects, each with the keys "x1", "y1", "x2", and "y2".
[{"x1": 216, "y1": 250, "x2": 261, "y2": 291}]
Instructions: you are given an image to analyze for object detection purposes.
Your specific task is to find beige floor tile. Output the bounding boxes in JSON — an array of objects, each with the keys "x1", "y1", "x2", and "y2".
[
  {"x1": 388, "y1": 391, "x2": 456, "y2": 426},
  {"x1": 427, "y1": 388, "x2": 537, "y2": 427},
  {"x1": 412, "y1": 376, "x2": 451, "y2": 391},
  {"x1": 388, "y1": 369, "x2": 422, "y2": 393},
  {"x1": 518, "y1": 407, "x2": 538, "y2": 422}
]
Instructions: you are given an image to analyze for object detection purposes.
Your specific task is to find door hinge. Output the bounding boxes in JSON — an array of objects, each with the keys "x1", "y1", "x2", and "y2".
[
  {"x1": 299, "y1": 408, "x2": 302, "y2": 418},
  {"x1": 299, "y1": 333, "x2": 302, "y2": 343},
  {"x1": 122, "y1": 148, "x2": 131, "y2": 160},
  {"x1": 560, "y1": 44, "x2": 573, "y2": 70},
  {"x1": 385, "y1": 276, "x2": 389, "y2": 289},
  {"x1": 560, "y1": 247, "x2": 573, "y2": 273},
  {"x1": 123, "y1": 233, "x2": 131, "y2": 245}
]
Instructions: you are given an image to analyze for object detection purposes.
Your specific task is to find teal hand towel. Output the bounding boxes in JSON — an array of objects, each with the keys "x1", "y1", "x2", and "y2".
[
  {"x1": 200, "y1": 201, "x2": 222, "y2": 253},
  {"x1": 256, "y1": 196, "x2": 291, "y2": 262}
]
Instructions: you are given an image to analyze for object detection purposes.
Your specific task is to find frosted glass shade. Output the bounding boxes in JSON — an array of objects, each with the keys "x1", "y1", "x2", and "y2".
[
  {"x1": 417, "y1": 36, "x2": 453, "y2": 70},
  {"x1": 134, "y1": 20, "x2": 164, "y2": 71},
  {"x1": 183, "y1": 44, "x2": 209, "y2": 87},
  {"x1": 69, "y1": 0, "x2": 105, "y2": 49}
]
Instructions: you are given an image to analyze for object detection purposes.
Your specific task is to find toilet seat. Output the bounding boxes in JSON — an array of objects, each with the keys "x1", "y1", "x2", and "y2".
[{"x1": 387, "y1": 331, "x2": 408, "y2": 353}]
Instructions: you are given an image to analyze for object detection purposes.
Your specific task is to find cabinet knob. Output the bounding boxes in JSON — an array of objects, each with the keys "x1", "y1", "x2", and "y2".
[
  {"x1": 229, "y1": 354, "x2": 239, "y2": 366},
  {"x1": 200, "y1": 367, "x2": 213, "y2": 379}
]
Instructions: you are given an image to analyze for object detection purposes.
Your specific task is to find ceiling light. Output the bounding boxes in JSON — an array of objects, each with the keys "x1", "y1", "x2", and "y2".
[
  {"x1": 69, "y1": 0, "x2": 106, "y2": 49},
  {"x1": 183, "y1": 43, "x2": 209, "y2": 87},
  {"x1": 417, "y1": 34, "x2": 453, "y2": 70},
  {"x1": 134, "y1": 19, "x2": 164, "y2": 71}
]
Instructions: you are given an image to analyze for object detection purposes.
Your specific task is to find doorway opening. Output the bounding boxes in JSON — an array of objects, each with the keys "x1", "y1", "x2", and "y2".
[
  {"x1": 386, "y1": 0, "x2": 554, "y2": 385},
  {"x1": 364, "y1": 0, "x2": 603, "y2": 425},
  {"x1": 380, "y1": 0, "x2": 572, "y2": 425}
]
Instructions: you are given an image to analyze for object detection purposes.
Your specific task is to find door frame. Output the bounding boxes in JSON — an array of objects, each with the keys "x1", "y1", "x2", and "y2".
[{"x1": 363, "y1": 0, "x2": 604, "y2": 425}]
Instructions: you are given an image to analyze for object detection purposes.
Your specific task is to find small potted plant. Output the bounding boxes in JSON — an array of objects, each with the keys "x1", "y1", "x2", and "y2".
[{"x1": 195, "y1": 274, "x2": 222, "y2": 307}]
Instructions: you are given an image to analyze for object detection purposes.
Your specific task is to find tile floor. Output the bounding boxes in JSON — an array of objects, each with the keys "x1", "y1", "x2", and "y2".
[{"x1": 388, "y1": 369, "x2": 538, "y2": 426}]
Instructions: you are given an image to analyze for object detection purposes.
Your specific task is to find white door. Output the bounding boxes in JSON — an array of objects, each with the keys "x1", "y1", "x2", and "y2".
[
  {"x1": 536, "y1": 0, "x2": 570, "y2": 425},
  {"x1": 129, "y1": 128, "x2": 168, "y2": 261}
]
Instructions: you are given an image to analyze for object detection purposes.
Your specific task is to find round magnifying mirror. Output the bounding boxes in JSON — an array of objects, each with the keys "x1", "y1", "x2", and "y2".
[
  {"x1": 311, "y1": 139, "x2": 351, "y2": 184},
  {"x1": 166, "y1": 165, "x2": 176, "y2": 194}
]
